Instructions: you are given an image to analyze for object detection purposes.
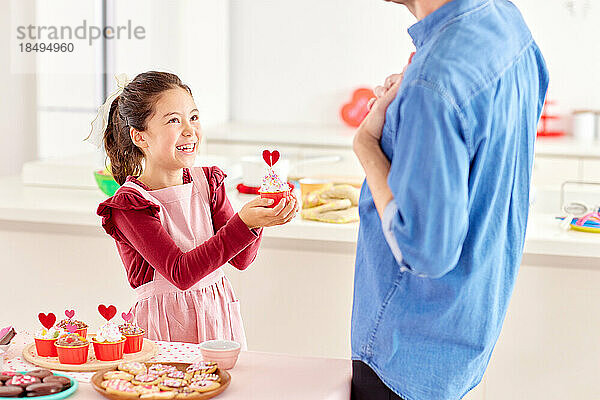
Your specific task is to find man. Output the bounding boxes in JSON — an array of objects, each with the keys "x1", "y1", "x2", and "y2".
[{"x1": 351, "y1": 0, "x2": 548, "y2": 399}]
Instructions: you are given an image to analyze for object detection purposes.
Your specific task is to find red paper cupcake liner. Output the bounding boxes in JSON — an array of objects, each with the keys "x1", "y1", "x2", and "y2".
[
  {"x1": 34, "y1": 338, "x2": 58, "y2": 357},
  {"x1": 55, "y1": 343, "x2": 89, "y2": 364},
  {"x1": 260, "y1": 190, "x2": 292, "y2": 208},
  {"x1": 75, "y1": 328, "x2": 87, "y2": 338},
  {"x1": 92, "y1": 339, "x2": 126, "y2": 361},
  {"x1": 123, "y1": 333, "x2": 144, "y2": 354}
]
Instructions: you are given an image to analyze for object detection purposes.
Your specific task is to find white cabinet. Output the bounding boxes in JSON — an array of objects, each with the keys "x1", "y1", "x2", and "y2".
[
  {"x1": 483, "y1": 262, "x2": 600, "y2": 400},
  {"x1": 582, "y1": 160, "x2": 600, "y2": 182},
  {"x1": 532, "y1": 156, "x2": 582, "y2": 189}
]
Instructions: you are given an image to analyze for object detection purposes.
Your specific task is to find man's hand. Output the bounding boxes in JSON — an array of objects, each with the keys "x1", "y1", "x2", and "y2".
[
  {"x1": 352, "y1": 70, "x2": 407, "y2": 218},
  {"x1": 354, "y1": 81, "x2": 401, "y2": 149},
  {"x1": 368, "y1": 72, "x2": 405, "y2": 111},
  {"x1": 354, "y1": 65, "x2": 409, "y2": 147}
]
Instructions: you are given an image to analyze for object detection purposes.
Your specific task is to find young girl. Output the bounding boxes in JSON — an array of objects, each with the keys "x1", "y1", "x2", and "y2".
[{"x1": 94, "y1": 71, "x2": 297, "y2": 347}]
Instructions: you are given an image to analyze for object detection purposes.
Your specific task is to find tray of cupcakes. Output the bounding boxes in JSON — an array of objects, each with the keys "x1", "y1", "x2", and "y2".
[
  {"x1": 23, "y1": 305, "x2": 158, "y2": 372},
  {"x1": 0, "y1": 369, "x2": 78, "y2": 399},
  {"x1": 91, "y1": 361, "x2": 230, "y2": 400}
]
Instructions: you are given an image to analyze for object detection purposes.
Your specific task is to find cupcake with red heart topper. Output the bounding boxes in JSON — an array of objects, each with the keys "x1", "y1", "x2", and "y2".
[
  {"x1": 34, "y1": 313, "x2": 64, "y2": 357},
  {"x1": 56, "y1": 309, "x2": 88, "y2": 338},
  {"x1": 259, "y1": 150, "x2": 291, "y2": 208},
  {"x1": 118, "y1": 311, "x2": 145, "y2": 354},
  {"x1": 91, "y1": 304, "x2": 126, "y2": 361},
  {"x1": 54, "y1": 324, "x2": 89, "y2": 364}
]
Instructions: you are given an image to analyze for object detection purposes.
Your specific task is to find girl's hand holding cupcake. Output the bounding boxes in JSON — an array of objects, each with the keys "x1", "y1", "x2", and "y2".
[{"x1": 238, "y1": 195, "x2": 298, "y2": 229}]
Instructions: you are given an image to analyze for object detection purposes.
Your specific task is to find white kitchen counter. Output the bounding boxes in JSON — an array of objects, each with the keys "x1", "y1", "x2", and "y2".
[
  {"x1": 0, "y1": 176, "x2": 357, "y2": 244},
  {"x1": 0, "y1": 175, "x2": 598, "y2": 261}
]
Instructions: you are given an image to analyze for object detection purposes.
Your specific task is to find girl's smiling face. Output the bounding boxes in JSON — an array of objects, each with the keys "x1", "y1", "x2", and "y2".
[{"x1": 134, "y1": 87, "x2": 201, "y2": 170}]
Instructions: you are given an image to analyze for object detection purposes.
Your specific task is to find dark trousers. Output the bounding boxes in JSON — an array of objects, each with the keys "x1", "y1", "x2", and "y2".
[{"x1": 351, "y1": 360, "x2": 405, "y2": 400}]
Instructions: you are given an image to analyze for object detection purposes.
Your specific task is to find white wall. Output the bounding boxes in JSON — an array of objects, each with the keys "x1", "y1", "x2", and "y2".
[
  {"x1": 3, "y1": 0, "x2": 599, "y2": 173},
  {"x1": 229, "y1": 0, "x2": 600, "y2": 127},
  {"x1": 113, "y1": 0, "x2": 229, "y2": 128},
  {"x1": 0, "y1": 0, "x2": 37, "y2": 177},
  {"x1": 517, "y1": 0, "x2": 600, "y2": 115},
  {"x1": 230, "y1": 0, "x2": 415, "y2": 125}
]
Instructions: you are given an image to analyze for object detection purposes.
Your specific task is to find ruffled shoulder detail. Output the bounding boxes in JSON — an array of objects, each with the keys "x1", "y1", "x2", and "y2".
[
  {"x1": 96, "y1": 187, "x2": 161, "y2": 241},
  {"x1": 200, "y1": 166, "x2": 228, "y2": 207}
]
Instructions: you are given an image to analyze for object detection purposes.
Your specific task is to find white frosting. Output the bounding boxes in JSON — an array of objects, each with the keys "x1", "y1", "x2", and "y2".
[
  {"x1": 35, "y1": 327, "x2": 63, "y2": 340},
  {"x1": 95, "y1": 322, "x2": 125, "y2": 343},
  {"x1": 260, "y1": 168, "x2": 290, "y2": 193}
]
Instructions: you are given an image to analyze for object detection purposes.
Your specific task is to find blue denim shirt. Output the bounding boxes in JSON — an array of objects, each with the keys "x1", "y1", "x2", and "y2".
[{"x1": 351, "y1": 1, "x2": 549, "y2": 399}]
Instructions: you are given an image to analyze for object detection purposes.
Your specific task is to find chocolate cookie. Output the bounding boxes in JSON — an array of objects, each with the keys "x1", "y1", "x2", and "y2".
[
  {"x1": 25, "y1": 382, "x2": 63, "y2": 396},
  {"x1": 25, "y1": 370, "x2": 53, "y2": 380},
  {"x1": 0, "y1": 385, "x2": 23, "y2": 397},
  {"x1": 5, "y1": 375, "x2": 39, "y2": 388},
  {"x1": 0, "y1": 373, "x2": 19, "y2": 383},
  {"x1": 42, "y1": 375, "x2": 71, "y2": 389}
]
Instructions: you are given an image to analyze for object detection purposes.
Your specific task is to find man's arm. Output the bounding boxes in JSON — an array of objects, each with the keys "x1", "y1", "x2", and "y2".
[
  {"x1": 353, "y1": 134, "x2": 393, "y2": 218},
  {"x1": 355, "y1": 82, "x2": 470, "y2": 279}
]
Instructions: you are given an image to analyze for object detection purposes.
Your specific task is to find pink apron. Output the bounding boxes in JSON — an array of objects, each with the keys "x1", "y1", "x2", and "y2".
[{"x1": 120, "y1": 167, "x2": 247, "y2": 348}]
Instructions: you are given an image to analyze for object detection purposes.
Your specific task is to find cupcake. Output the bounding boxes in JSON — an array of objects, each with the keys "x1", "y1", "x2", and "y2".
[
  {"x1": 54, "y1": 333, "x2": 89, "y2": 364},
  {"x1": 259, "y1": 168, "x2": 291, "y2": 208},
  {"x1": 56, "y1": 318, "x2": 88, "y2": 338},
  {"x1": 34, "y1": 327, "x2": 63, "y2": 357},
  {"x1": 91, "y1": 322, "x2": 126, "y2": 361},
  {"x1": 118, "y1": 323, "x2": 145, "y2": 354}
]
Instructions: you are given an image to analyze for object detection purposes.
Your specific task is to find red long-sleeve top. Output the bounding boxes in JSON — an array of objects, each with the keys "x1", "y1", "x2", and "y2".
[{"x1": 97, "y1": 167, "x2": 262, "y2": 290}]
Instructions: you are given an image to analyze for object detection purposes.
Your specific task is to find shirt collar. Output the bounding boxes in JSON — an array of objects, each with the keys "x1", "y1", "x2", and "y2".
[{"x1": 408, "y1": 0, "x2": 489, "y2": 49}]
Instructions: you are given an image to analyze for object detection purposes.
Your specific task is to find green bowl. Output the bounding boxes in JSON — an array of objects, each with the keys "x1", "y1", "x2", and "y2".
[{"x1": 94, "y1": 170, "x2": 120, "y2": 197}]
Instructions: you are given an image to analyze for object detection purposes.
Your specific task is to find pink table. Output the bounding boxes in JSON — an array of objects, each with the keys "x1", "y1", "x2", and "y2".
[{"x1": 3, "y1": 333, "x2": 351, "y2": 399}]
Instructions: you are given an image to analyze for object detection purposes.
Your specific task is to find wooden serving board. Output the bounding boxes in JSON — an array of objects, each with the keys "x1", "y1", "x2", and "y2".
[
  {"x1": 22, "y1": 339, "x2": 158, "y2": 372},
  {"x1": 91, "y1": 362, "x2": 231, "y2": 400}
]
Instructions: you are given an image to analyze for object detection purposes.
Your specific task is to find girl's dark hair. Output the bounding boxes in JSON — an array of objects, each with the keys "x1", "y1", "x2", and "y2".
[{"x1": 103, "y1": 71, "x2": 192, "y2": 185}]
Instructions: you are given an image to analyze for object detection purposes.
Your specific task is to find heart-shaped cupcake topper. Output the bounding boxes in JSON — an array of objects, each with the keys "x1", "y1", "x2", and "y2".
[
  {"x1": 121, "y1": 312, "x2": 133, "y2": 323},
  {"x1": 38, "y1": 313, "x2": 56, "y2": 330},
  {"x1": 64, "y1": 309, "x2": 75, "y2": 319},
  {"x1": 262, "y1": 150, "x2": 280, "y2": 167},
  {"x1": 98, "y1": 304, "x2": 117, "y2": 321},
  {"x1": 65, "y1": 323, "x2": 77, "y2": 334}
]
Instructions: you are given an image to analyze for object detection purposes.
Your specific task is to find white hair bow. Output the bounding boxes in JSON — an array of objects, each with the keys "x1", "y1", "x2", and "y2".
[{"x1": 85, "y1": 73, "x2": 131, "y2": 148}]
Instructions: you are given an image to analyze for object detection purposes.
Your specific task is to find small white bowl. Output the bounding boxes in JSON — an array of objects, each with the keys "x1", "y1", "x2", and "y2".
[{"x1": 199, "y1": 340, "x2": 241, "y2": 370}]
